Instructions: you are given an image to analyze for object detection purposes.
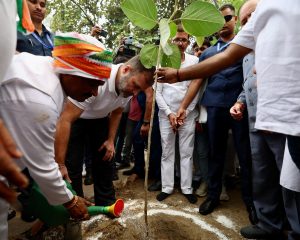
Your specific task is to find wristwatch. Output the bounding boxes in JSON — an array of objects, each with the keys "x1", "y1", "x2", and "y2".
[{"x1": 143, "y1": 120, "x2": 150, "y2": 125}]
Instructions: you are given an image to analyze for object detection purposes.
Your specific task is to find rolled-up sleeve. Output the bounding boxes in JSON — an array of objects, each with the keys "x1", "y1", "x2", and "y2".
[
  {"x1": 232, "y1": 10, "x2": 256, "y2": 50},
  {"x1": 68, "y1": 96, "x2": 95, "y2": 110}
]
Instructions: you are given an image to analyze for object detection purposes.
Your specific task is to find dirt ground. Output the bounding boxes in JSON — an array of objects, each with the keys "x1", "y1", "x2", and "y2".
[{"x1": 8, "y1": 170, "x2": 250, "y2": 240}]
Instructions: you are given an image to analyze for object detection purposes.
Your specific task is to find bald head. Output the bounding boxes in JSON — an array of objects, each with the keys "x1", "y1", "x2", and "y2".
[{"x1": 239, "y1": 0, "x2": 259, "y2": 26}]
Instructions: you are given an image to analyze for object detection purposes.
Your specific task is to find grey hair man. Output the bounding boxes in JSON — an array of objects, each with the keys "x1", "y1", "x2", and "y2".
[{"x1": 55, "y1": 55, "x2": 155, "y2": 207}]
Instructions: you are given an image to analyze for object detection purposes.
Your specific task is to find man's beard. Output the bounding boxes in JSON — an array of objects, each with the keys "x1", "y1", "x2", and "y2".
[{"x1": 118, "y1": 75, "x2": 130, "y2": 97}]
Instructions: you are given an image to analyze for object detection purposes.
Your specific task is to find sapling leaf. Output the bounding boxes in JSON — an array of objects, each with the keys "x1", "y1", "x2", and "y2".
[
  {"x1": 140, "y1": 44, "x2": 159, "y2": 69},
  {"x1": 121, "y1": 0, "x2": 157, "y2": 30},
  {"x1": 181, "y1": 1, "x2": 224, "y2": 37},
  {"x1": 159, "y1": 18, "x2": 173, "y2": 56},
  {"x1": 161, "y1": 44, "x2": 181, "y2": 69},
  {"x1": 169, "y1": 21, "x2": 177, "y2": 39}
]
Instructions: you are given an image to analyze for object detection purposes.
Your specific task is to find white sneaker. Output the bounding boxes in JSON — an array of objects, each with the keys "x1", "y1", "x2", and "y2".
[
  {"x1": 195, "y1": 182, "x2": 207, "y2": 197},
  {"x1": 220, "y1": 185, "x2": 230, "y2": 201}
]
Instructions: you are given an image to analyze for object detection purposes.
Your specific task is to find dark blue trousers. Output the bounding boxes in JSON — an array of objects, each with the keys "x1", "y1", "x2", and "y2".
[
  {"x1": 133, "y1": 120, "x2": 162, "y2": 180},
  {"x1": 66, "y1": 118, "x2": 116, "y2": 206},
  {"x1": 206, "y1": 106, "x2": 253, "y2": 206}
]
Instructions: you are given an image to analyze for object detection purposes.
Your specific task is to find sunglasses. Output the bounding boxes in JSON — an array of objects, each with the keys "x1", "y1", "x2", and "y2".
[{"x1": 224, "y1": 15, "x2": 233, "y2": 22}]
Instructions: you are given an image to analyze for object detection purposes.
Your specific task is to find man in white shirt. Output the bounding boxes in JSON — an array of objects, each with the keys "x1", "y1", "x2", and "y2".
[
  {"x1": 55, "y1": 55, "x2": 155, "y2": 206},
  {"x1": 230, "y1": 1, "x2": 287, "y2": 238},
  {"x1": 156, "y1": 26, "x2": 201, "y2": 204},
  {"x1": 0, "y1": 1, "x2": 33, "y2": 238},
  {"x1": 0, "y1": 32, "x2": 111, "y2": 239},
  {"x1": 156, "y1": 1, "x2": 300, "y2": 238}
]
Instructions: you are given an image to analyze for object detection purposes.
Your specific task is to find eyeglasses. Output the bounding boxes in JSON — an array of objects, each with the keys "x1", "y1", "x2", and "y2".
[
  {"x1": 173, "y1": 38, "x2": 189, "y2": 44},
  {"x1": 194, "y1": 46, "x2": 207, "y2": 52},
  {"x1": 224, "y1": 15, "x2": 233, "y2": 22}
]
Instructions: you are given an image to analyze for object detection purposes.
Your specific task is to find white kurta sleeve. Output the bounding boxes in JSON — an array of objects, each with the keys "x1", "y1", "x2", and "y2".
[
  {"x1": 231, "y1": 10, "x2": 256, "y2": 50},
  {"x1": 0, "y1": 100, "x2": 74, "y2": 205},
  {"x1": 155, "y1": 83, "x2": 172, "y2": 116},
  {"x1": 68, "y1": 95, "x2": 96, "y2": 110}
]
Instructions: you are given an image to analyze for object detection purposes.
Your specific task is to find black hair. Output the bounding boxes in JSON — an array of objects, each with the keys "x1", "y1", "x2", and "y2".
[
  {"x1": 219, "y1": 3, "x2": 235, "y2": 14},
  {"x1": 113, "y1": 55, "x2": 131, "y2": 64}
]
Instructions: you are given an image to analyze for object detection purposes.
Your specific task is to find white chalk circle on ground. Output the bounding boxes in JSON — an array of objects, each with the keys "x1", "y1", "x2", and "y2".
[{"x1": 83, "y1": 200, "x2": 239, "y2": 240}]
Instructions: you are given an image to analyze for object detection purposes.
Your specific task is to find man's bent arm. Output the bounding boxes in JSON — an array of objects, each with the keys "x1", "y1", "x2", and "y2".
[
  {"x1": 179, "y1": 79, "x2": 203, "y2": 112},
  {"x1": 107, "y1": 107, "x2": 123, "y2": 143},
  {"x1": 55, "y1": 100, "x2": 83, "y2": 166},
  {"x1": 99, "y1": 107, "x2": 123, "y2": 161},
  {"x1": 144, "y1": 87, "x2": 153, "y2": 122}
]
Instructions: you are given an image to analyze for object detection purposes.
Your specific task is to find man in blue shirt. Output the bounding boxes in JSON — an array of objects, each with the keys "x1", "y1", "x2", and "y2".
[
  {"x1": 198, "y1": 4, "x2": 256, "y2": 224},
  {"x1": 17, "y1": 0, "x2": 53, "y2": 56}
]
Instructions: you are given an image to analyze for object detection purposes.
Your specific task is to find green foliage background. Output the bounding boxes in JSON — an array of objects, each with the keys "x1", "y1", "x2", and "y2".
[{"x1": 47, "y1": 0, "x2": 244, "y2": 49}]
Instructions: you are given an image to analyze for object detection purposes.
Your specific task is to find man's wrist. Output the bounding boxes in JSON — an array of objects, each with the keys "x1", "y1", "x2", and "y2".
[
  {"x1": 142, "y1": 120, "x2": 150, "y2": 125},
  {"x1": 106, "y1": 138, "x2": 114, "y2": 145},
  {"x1": 63, "y1": 195, "x2": 78, "y2": 209},
  {"x1": 236, "y1": 101, "x2": 245, "y2": 111},
  {"x1": 58, "y1": 163, "x2": 66, "y2": 169},
  {"x1": 236, "y1": 101, "x2": 245, "y2": 107}
]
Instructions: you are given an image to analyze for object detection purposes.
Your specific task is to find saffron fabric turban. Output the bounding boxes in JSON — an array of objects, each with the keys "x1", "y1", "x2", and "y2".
[{"x1": 52, "y1": 32, "x2": 112, "y2": 82}]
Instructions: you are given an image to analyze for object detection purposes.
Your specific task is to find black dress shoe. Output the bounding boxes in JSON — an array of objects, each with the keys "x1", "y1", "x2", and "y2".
[
  {"x1": 240, "y1": 225, "x2": 282, "y2": 239},
  {"x1": 148, "y1": 180, "x2": 161, "y2": 191},
  {"x1": 183, "y1": 194, "x2": 198, "y2": 204},
  {"x1": 156, "y1": 192, "x2": 170, "y2": 201},
  {"x1": 247, "y1": 205, "x2": 258, "y2": 225},
  {"x1": 199, "y1": 198, "x2": 219, "y2": 215}
]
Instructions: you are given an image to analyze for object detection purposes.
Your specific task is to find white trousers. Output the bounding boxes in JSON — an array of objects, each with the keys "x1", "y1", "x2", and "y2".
[{"x1": 159, "y1": 113, "x2": 195, "y2": 194}]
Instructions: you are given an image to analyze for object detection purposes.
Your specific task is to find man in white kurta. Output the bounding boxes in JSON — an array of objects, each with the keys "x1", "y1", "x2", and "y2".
[
  {"x1": 0, "y1": 32, "x2": 111, "y2": 239},
  {"x1": 0, "y1": 1, "x2": 26, "y2": 238},
  {"x1": 156, "y1": 28, "x2": 200, "y2": 204},
  {"x1": 231, "y1": 2, "x2": 300, "y2": 238},
  {"x1": 0, "y1": 53, "x2": 74, "y2": 205}
]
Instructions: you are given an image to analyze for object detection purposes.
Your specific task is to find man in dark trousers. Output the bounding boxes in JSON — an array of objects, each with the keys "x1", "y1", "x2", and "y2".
[{"x1": 197, "y1": 4, "x2": 256, "y2": 223}]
